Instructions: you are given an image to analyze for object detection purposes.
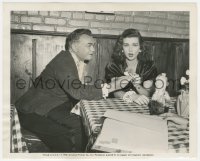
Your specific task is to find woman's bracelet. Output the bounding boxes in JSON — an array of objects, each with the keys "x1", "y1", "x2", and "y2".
[{"x1": 133, "y1": 84, "x2": 141, "y2": 90}]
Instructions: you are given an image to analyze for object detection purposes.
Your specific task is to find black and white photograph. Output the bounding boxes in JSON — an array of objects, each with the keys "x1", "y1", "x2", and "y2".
[{"x1": 1, "y1": 2, "x2": 198, "y2": 160}]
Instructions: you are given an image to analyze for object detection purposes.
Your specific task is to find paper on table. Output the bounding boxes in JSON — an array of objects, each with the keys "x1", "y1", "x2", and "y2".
[
  {"x1": 92, "y1": 109, "x2": 168, "y2": 153},
  {"x1": 103, "y1": 109, "x2": 167, "y2": 132}
]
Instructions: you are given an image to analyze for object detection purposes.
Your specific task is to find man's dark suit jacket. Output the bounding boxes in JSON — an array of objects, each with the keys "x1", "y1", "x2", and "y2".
[{"x1": 15, "y1": 50, "x2": 103, "y2": 116}]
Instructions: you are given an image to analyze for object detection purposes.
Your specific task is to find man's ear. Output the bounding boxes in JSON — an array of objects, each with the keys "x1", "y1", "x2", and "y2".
[{"x1": 71, "y1": 42, "x2": 78, "y2": 53}]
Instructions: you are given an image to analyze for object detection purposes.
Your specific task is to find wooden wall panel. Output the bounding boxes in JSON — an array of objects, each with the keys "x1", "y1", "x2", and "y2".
[
  {"x1": 145, "y1": 41, "x2": 189, "y2": 96},
  {"x1": 32, "y1": 35, "x2": 65, "y2": 76},
  {"x1": 11, "y1": 34, "x2": 66, "y2": 103},
  {"x1": 173, "y1": 42, "x2": 189, "y2": 94},
  {"x1": 11, "y1": 33, "x2": 189, "y2": 103},
  {"x1": 97, "y1": 38, "x2": 116, "y2": 82},
  {"x1": 11, "y1": 34, "x2": 32, "y2": 103}
]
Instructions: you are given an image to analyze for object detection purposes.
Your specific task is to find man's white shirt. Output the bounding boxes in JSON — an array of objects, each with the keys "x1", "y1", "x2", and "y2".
[{"x1": 70, "y1": 51, "x2": 86, "y2": 84}]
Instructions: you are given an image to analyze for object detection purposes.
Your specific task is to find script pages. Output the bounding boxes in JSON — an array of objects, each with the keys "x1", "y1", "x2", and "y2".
[{"x1": 92, "y1": 109, "x2": 168, "y2": 153}]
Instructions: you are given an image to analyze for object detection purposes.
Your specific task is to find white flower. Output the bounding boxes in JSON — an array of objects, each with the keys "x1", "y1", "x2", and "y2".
[
  {"x1": 180, "y1": 77, "x2": 187, "y2": 85},
  {"x1": 186, "y1": 70, "x2": 189, "y2": 76}
]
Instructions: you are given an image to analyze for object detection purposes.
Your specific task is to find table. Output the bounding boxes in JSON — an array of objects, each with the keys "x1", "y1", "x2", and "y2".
[{"x1": 79, "y1": 98, "x2": 189, "y2": 153}]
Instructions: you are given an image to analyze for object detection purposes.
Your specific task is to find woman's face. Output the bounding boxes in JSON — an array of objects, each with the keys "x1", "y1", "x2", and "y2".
[{"x1": 122, "y1": 37, "x2": 140, "y2": 61}]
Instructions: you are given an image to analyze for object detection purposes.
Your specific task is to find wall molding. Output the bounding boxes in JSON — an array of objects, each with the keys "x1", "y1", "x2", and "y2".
[{"x1": 11, "y1": 29, "x2": 189, "y2": 42}]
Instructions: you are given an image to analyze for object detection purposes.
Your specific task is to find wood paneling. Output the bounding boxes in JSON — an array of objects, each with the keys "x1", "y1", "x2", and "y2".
[
  {"x1": 11, "y1": 34, "x2": 66, "y2": 103},
  {"x1": 33, "y1": 35, "x2": 65, "y2": 76},
  {"x1": 11, "y1": 34, "x2": 32, "y2": 103},
  {"x1": 173, "y1": 42, "x2": 189, "y2": 94},
  {"x1": 144, "y1": 41, "x2": 189, "y2": 96},
  {"x1": 11, "y1": 29, "x2": 189, "y2": 42},
  {"x1": 97, "y1": 38, "x2": 116, "y2": 82},
  {"x1": 11, "y1": 33, "x2": 189, "y2": 103}
]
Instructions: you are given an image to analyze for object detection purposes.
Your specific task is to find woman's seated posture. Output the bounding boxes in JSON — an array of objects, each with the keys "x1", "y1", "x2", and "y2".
[{"x1": 105, "y1": 28, "x2": 157, "y2": 105}]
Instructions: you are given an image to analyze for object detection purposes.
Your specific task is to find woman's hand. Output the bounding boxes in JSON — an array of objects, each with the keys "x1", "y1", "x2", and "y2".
[
  {"x1": 129, "y1": 73, "x2": 141, "y2": 85},
  {"x1": 133, "y1": 94, "x2": 150, "y2": 105},
  {"x1": 129, "y1": 73, "x2": 152, "y2": 97},
  {"x1": 108, "y1": 75, "x2": 132, "y2": 93},
  {"x1": 123, "y1": 92, "x2": 149, "y2": 105}
]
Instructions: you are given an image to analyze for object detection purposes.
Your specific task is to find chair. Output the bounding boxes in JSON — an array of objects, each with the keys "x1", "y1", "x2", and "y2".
[{"x1": 10, "y1": 105, "x2": 50, "y2": 153}]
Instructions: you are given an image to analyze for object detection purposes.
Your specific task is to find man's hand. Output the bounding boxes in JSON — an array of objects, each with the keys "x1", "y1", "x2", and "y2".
[{"x1": 108, "y1": 76, "x2": 132, "y2": 93}]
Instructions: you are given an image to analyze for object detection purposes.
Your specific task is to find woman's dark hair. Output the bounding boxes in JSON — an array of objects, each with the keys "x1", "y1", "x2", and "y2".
[
  {"x1": 112, "y1": 28, "x2": 152, "y2": 68},
  {"x1": 65, "y1": 29, "x2": 92, "y2": 51}
]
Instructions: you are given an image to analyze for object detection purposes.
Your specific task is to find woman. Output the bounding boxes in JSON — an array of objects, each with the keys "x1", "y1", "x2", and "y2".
[{"x1": 105, "y1": 28, "x2": 157, "y2": 105}]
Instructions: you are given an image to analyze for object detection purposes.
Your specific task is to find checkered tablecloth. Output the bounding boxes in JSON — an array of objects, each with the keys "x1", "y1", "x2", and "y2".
[
  {"x1": 10, "y1": 105, "x2": 29, "y2": 153},
  {"x1": 79, "y1": 98, "x2": 189, "y2": 153}
]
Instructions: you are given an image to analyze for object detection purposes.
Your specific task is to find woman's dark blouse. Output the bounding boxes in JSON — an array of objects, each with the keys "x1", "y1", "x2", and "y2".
[{"x1": 105, "y1": 60, "x2": 158, "y2": 96}]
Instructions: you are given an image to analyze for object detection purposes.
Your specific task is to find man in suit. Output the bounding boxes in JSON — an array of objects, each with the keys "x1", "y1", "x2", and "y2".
[{"x1": 15, "y1": 29, "x2": 132, "y2": 152}]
